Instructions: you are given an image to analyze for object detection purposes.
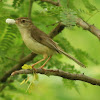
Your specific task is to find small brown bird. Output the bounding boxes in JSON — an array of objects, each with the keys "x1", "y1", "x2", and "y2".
[{"x1": 15, "y1": 17, "x2": 86, "y2": 69}]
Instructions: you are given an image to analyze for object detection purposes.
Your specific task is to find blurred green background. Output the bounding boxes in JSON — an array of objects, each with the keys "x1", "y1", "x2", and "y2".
[{"x1": 0, "y1": 0, "x2": 100, "y2": 100}]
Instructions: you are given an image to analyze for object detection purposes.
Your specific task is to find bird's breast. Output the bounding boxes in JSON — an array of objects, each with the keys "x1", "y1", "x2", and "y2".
[{"x1": 19, "y1": 28, "x2": 55, "y2": 55}]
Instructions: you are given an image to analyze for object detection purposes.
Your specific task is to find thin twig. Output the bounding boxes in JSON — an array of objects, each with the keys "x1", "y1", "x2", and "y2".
[
  {"x1": 67, "y1": 0, "x2": 69, "y2": 8},
  {"x1": 28, "y1": 0, "x2": 34, "y2": 19},
  {"x1": 86, "y1": 10, "x2": 100, "y2": 22},
  {"x1": 46, "y1": 21, "x2": 60, "y2": 27}
]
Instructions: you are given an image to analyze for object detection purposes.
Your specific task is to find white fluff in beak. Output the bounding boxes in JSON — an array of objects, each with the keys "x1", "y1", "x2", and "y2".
[{"x1": 6, "y1": 18, "x2": 15, "y2": 24}]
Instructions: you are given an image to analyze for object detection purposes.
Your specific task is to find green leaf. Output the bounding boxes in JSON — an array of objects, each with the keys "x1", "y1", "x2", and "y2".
[
  {"x1": 20, "y1": 79, "x2": 26, "y2": 85},
  {"x1": 33, "y1": 73, "x2": 39, "y2": 81},
  {"x1": 60, "y1": 9, "x2": 77, "y2": 28},
  {"x1": 22, "y1": 64, "x2": 32, "y2": 69}
]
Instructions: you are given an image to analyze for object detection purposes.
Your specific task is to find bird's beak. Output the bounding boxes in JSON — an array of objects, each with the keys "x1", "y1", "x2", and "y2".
[{"x1": 15, "y1": 20, "x2": 19, "y2": 24}]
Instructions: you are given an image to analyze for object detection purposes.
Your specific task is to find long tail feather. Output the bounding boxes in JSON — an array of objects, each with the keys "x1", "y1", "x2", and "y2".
[{"x1": 59, "y1": 50, "x2": 86, "y2": 68}]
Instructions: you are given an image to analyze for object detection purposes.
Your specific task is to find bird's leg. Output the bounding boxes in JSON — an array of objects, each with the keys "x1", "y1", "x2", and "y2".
[
  {"x1": 32, "y1": 54, "x2": 48, "y2": 68},
  {"x1": 40, "y1": 55, "x2": 52, "y2": 69}
]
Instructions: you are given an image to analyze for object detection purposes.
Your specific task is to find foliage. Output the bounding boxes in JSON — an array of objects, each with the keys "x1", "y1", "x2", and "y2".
[
  {"x1": 22, "y1": 64, "x2": 32, "y2": 69},
  {"x1": 12, "y1": 0, "x2": 24, "y2": 8}
]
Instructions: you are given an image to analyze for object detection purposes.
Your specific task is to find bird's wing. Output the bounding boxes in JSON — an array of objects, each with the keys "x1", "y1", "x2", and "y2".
[{"x1": 31, "y1": 26, "x2": 60, "y2": 53}]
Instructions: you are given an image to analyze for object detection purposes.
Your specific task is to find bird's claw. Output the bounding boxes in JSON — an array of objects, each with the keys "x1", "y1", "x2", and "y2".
[
  {"x1": 32, "y1": 66, "x2": 37, "y2": 73},
  {"x1": 39, "y1": 67, "x2": 46, "y2": 71}
]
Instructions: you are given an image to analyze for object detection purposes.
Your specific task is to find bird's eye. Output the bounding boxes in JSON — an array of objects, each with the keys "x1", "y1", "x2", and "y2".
[{"x1": 21, "y1": 19, "x2": 26, "y2": 23}]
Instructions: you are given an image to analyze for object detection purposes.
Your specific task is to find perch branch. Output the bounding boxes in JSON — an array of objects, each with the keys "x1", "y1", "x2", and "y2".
[{"x1": 11, "y1": 68, "x2": 100, "y2": 86}]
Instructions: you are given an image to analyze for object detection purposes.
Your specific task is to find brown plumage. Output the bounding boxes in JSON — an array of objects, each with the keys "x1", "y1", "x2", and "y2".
[{"x1": 15, "y1": 17, "x2": 86, "y2": 69}]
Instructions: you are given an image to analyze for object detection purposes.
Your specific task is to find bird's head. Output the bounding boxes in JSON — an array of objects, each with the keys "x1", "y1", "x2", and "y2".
[{"x1": 15, "y1": 17, "x2": 32, "y2": 29}]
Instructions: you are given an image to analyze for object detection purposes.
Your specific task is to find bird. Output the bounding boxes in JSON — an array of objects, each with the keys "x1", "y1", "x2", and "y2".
[{"x1": 15, "y1": 17, "x2": 86, "y2": 69}]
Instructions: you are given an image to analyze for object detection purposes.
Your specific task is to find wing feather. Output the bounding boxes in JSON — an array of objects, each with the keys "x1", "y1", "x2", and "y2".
[{"x1": 31, "y1": 26, "x2": 60, "y2": 53}]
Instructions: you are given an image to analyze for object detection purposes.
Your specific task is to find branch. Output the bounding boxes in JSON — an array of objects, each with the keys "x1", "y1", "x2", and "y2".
[
  {"x1": 28, "y1": 0, "x2": 34, "y2": 19},
  {"x1": 40, "y1": 0, "x2": 100, "y2": 39},
  {"x1": 11, "y1": 69, "x2": 100, "y2": 86},
  {"x1": 76, "y1": 18, "x2": 100, "y2": 39},
  {"x1": 49, "y1": 22, "x2": 65, "y2": 38},
  {"x1": 40, "y1": 0, "x2": 60, "y2": 6},
  {"x1": 0, "y1": 23, "x2": 64, "y2": 83}
]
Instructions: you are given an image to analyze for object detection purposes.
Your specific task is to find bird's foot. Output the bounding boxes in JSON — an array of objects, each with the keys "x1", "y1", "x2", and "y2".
[
  {"x1": 32, "y1": 66, "x2": 37, "y2": 73},
  {"x1": 39, "y1": 66, "x2": 46, "y2": 71},
  {"x1": 31, "y1": 64, "x2": 36, "y2": 68}
]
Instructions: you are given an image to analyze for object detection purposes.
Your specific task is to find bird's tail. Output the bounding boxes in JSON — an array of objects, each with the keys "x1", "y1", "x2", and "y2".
[{"x1": 59, "y1": 49, "x2": 86, "y2": 68}]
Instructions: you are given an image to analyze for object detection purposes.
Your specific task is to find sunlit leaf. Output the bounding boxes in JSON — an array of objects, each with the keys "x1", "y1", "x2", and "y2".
[
  {"x1": 33, "y1": 73, "x2": 39, "y2": 81},
  {"x1": 20, "y1": 79, "x2": 26, "y2": 85},
  {"x1": 22, "y1": 64, "x2": 32, "y2": 69}
]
